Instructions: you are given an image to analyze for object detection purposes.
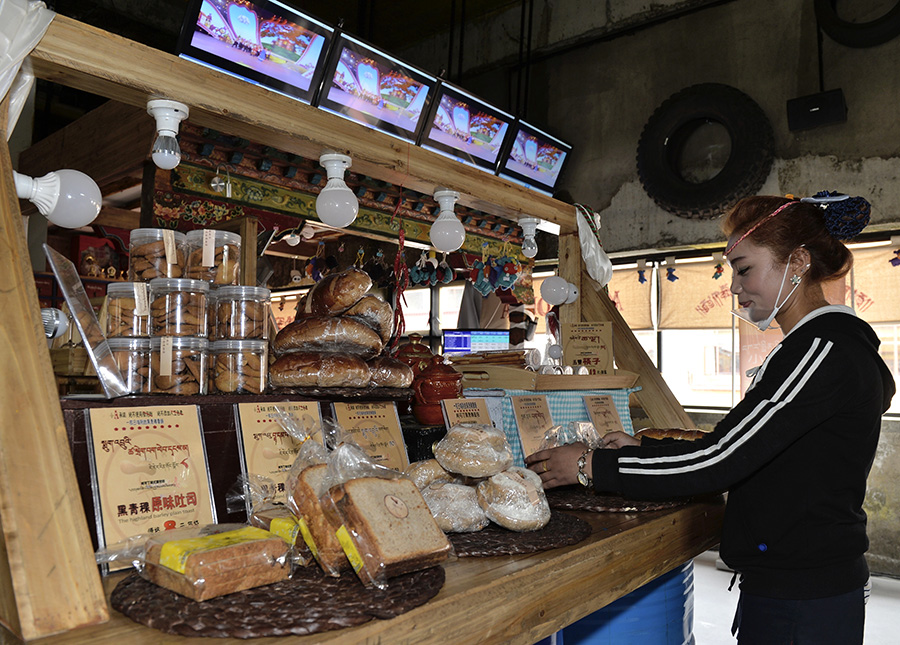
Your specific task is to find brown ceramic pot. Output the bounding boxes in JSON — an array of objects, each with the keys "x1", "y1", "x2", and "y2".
[
  {"x1": 412, "y1": 355, "x2": 463, "y2": 425},
  {"x1": 395, "y1": 333, "x2": 435, "y2": 377}
]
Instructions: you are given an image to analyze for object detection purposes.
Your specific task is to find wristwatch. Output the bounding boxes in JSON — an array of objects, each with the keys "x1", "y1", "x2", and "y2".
[{"x1": 577, "y1": 449, "x2": 593, "y2": 488}]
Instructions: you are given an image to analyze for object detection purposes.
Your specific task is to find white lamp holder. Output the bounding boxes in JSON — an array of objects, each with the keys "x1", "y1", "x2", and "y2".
[{"x1": 147, "y1": 99, "x2": 189, "y2": 137}]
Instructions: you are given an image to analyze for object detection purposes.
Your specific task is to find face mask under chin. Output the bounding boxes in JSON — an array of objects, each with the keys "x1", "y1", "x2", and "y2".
[{"x1": 730, "y1": 260, "x2": 799, "y2": 332}]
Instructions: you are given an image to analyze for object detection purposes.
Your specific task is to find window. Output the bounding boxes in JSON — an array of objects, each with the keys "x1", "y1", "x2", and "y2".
[{"x1": 399, "y1": 287, "x2": 431, "y2": 333}]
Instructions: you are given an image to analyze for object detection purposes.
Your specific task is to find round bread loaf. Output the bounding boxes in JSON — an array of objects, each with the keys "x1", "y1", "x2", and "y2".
[
  {"x1": 634, "y1": 427, "x2": 707, "y2": 441},
  {"x1": 476, "y1": 467, "x2": 550, "y2": 532},
  {"x1": 404, "y1": 459, "x2": 455, "y2": 490},
  {"x1": 368, "y1": 356, "x2": 413, "y2": 388},
  {"x1": 298, "y1": 268, "x2": 373, "y2": 317},
  {"x1": 345, "y1": 294, "x2": 393, "y2": 343},
  {"x1": 422, "y1": 482, "x2": 489, "y2": 533},
  {"x1": 274, "y1": 316, "x2": 383, "y2": 359},
  {"x1": 433, "y1": 423, "x2": 513, "y2": 478},
  {"x1": 269, "y1": 352, "x2": 371, "y2": 388}
]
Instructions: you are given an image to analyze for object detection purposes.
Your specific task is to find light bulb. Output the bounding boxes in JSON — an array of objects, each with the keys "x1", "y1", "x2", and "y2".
[
  {"x1": 315, "y1": 153, "x2": 358, "y2": 228},
  {"x1": 285, "y1": 232, "x2": 301, "y2": 246},
  {"x1": 431, "y1": 188, "x2": 465, "y2": 252},
  {"x1": 540, "y1": 276, "x2": 569, "y2": 306},
  {"x1": 565, "y1": 282, "x2": 579, "y2": 304},
  {"x1": 151, "y1": 132, "x2": 181, "y2": 170},
  {"x1": 521, "y1": 236, "x2": 538, "y2": 258},
  {"x1": 14, "y1": 169, "x2": 102, "y2": 228}
]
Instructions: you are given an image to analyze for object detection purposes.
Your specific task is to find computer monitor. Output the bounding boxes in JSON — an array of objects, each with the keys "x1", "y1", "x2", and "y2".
[
  {"x1": 442, "y1": 329, "x2": 510, "y2": 354},
  {"x1": 497, "y1": 120, "x2": 572, "y2": 195},
  {"x1": 176, "y1": 0, "x2": 334, "y2": 104},
  {"x1": 316, "y1": 33, "x2": 436, "y2": 143}
]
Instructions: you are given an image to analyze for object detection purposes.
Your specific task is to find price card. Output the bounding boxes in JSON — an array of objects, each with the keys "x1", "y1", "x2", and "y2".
[
  {"x1": 441, "y1": 398, "x2": 493, "y2": 428},
  {"x1": 510, "y1": 395, "x2": 554, "y2": 459},
  {"x1": 86, "y1": 405, "x2": 215, "y2": 567},
  {"x1": 235, "y1": 402, "x2": 324, "y2": 495},
  {"x1": 332, "y1": 402, "x2": 409, "y2": 470},
  {"x1": 582, "y1": 395, "x2": 626, "y2": 437},
  {"x1": 561, "y1": 322, "x2": 613, "y2": 374}
]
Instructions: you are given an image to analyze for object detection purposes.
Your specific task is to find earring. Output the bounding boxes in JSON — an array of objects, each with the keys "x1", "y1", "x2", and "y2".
[{"x1": 790, "y1": 274, "x2": 802, "y2": 285}]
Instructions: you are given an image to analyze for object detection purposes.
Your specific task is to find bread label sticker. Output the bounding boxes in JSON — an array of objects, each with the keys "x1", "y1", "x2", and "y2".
[
  {"x1": 159, "y1": 526, "x2": 273, "y2": 574},
  {"x1": 297, "y1": 517, "x2": 319, "y2": 559},
  {"x1": 383, "y1": 494, "x2": 409, "y2": 519},
  {"x1": 162, "y1": 229, "x2": 176, "y2": 266},
  {"x1": 336, "y1": 525, "x2": 365, "y2": 574},
  {"x1": 202, "y1": 229, "x2": 216, "y2": 267},
  {"x1": 133, "y1": 282, "x2": 149, "y2": 316},
  {"x1": 159, "y1": 336, "x2": 173, "y2": 377},
  {"x1": 269, "y1": 517, "x2": 300, "y2": 545}
]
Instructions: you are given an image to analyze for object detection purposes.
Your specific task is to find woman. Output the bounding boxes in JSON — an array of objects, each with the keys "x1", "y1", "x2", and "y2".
[{"x1": 526, "y1": 194, "x2": 895, "y2": 644}]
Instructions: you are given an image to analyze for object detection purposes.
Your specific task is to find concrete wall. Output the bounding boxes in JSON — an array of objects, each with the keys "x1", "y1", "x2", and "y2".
[{"x1": 399, "y1": 0, "x2": 900, "y2": 253}]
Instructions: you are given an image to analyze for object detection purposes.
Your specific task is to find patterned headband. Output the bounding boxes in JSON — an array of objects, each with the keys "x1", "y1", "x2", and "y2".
[{"x1": 724, "y1": 201, "x2": 796, "y2": 256}]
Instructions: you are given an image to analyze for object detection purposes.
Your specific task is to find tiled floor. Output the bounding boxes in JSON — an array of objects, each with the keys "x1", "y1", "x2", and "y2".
[{"x1": 692, "y1": 550, "x2": 900, "y2": 644}]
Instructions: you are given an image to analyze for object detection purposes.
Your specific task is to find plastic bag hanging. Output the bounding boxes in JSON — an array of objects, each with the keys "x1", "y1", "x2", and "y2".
[{"x1": 575, "y1": 203, "x2": 613, "y2": 287}]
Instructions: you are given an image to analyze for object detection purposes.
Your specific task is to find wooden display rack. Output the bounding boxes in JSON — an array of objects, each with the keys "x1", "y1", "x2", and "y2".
[{"x1": 0, "y1": 15, "x2": 695, "y2": 641}]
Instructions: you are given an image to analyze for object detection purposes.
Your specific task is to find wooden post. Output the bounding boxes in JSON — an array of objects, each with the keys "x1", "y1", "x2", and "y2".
[
  {"x1": 0, "y1": 102, "x2": 108, "y2": 639},
  {"x1": 557, "y1": 230, "x2": 582, "y2": 325}
]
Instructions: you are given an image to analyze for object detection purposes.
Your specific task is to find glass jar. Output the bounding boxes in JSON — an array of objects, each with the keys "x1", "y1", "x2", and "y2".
[
  {"x1": 150, "y1": 336, "x2": 208, "y2": 395},
  {"x1": 209, "y1": 339, "x2": 267, "y2": 394},
  {"x1": 128, "y1": 228, "x2": 186, "y2": 281},
  {"x1": 206, "y1": 287, "x2": 219, "y2": 340},
  {"x1": 185, "y1": 229, "x2": 241, "y2": 286},
  {"x1": 149, "y1": 278, "x2": 209, "y2": 337},
  {"x1": 214, "y1": 285, "x2": 271, "y2": 340},
  {"x1": 107, "y1": 337, "x2": 151, "y2": 394},
  {"x1": 106, "y1": 282, "x2": 151, "y2": 337}
]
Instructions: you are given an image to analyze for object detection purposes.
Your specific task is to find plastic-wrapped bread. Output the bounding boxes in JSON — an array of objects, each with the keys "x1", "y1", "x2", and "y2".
[
  {"x1": 635, "y1": 428, "x2": 707, "y2": 441},
  {"x1": 422, "y1": 481, "x2": 489, "y2": 533},
  {"x1": 368, "y1": 356, "x2": 414, "y2": 388},
  {"x1": 403, "y1": 459, "x2": 456, "y2": 490},
  {"x1": 433, "y1": 423, "x2": 513, "y2": 478},
  {"x1": 345, "y1": 294, "x2": 393, "y2": 343},
  {"x1": 274, "y1": 316, "x2": 383, "y2": 358},
  {"x1": 297, "y1": 268, "x2": 373, "y2": 317},
  {"x1": 288, "y1": 464, "x2": 350, "y2": 576},
  {"x1": 269, "y1": 352, "x2": 371, "y2": 388},
  {"x1": 476, "y1": 467, "x2": 551, "y2": 532}
]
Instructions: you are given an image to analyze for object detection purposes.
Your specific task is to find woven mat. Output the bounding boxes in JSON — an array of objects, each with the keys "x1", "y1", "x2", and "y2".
[
  {"x1": 546, "y1": 486, "x2": 687, "y2": 513},
  {"x1": 111, "y1": 564, "x2": 444, "y2": 639},
  {"x1": 448, "y1": 511, "x2": 591, "y2": 557}
]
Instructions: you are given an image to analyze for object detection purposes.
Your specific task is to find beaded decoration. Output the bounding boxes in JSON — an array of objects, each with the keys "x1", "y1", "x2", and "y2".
[{"x1": 801, "y1": 190, "x2": 871, "y2": 240}]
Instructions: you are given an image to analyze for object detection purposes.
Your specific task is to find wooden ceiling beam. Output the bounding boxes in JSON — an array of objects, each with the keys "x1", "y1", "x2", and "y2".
[{"x1": 29, "y1": 15, "x2": 577, "y2": 233}]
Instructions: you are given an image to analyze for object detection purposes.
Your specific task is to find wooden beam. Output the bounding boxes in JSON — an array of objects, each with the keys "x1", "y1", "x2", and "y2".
[
  {"x1": 92, "y1": 205, "x2": 139, "y2": 230},
  {"x1": 557, "y1": 232, "x2": 582, "y2": 324},
  {"x1": 0, "y1": 99, "x2": 108, "y2": 640},
  {"x1": 29, "y1": 15, "x2": 577, "y2": 233}
]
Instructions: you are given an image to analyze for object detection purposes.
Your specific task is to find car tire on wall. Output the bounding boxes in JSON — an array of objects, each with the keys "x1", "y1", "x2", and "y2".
[
  {"x1": 636, "y1": 83, "x2": 774, "y2": 220},
  {"x1": 814, "y1": 0, "x2": 900, "y2": 48}
]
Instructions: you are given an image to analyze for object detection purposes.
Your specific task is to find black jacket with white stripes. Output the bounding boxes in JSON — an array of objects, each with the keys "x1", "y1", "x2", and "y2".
[{"x1": 592, "y1": 306, "x2": 895, "y2": 599}]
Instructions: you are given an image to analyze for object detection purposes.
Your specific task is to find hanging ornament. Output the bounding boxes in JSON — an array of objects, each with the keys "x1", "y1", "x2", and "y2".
[
  {"x1": 891, "y1": 249, "x2": 900, "y2": 267},
  {"x1": 355, "y1": 247, "x2": 366, "y2": 268}
]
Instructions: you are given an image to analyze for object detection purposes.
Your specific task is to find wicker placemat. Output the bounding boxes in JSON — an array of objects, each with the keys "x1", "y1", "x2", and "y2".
[
  {"x1": 448, "y1": 511, "x2": 591, "y2": 557},
  {"x1": 546, "y1": 486, "x2": 687, "y2": 513},
  {"x1": 111, "y1": 564, "x2": 444, "y2": 639}
]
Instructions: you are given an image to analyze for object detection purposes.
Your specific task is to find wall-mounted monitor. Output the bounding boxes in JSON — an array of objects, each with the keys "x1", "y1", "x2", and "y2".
[
  {"x1": 442, "y1": 329, "x2": 510, "y2": 354},
  {"x1": 316, "y1": 33, "x2": 436, "y2": 143},
  {"x1": 418, "y1": 82, "x2": 515, "y2": 174},
  {"x1": 497, "y1": 120, "x2": 572, "y2": 195},
  {"x1": 177, "y1": 0, "x2": 333, "y2": 104}
]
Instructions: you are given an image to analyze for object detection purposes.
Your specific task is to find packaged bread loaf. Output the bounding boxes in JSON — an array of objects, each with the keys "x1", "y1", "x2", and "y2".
[
  {"x1": 476, "y1": 467, "x2": 551, "y2": 532},
  {"x1": 368, "y1": 356, "x2": 414, "y2": 388},
  {"x1": 422, "y1": 481, "x2": 489, "y2": 533},
  {"x1": 288, "y1": 463, "x2": 351, "y2": 576},
  {"x1": 274, "y1": 316, "x2": 383, "y2": 358},
  {"x1": 634, "y1": 427, "x2": 708, "y2": 441},
  {"x1": 141, "y1": 524, "x2": 290, "y2": 601},
  {"x1": 433, "y1": 423, "x2": 513, "y2": 478},
  {"x1": 269, "y1": 352, "x2": 371, "y2": 389},
  {"x1": 322, "y1": 476, "x2": 452, "y2": 588},
  {"x1": 403, "y1": 459, "x2": 456, "y2": 490},
  {"x1": 296, "y1": 267, "x2": 373, "y2": 317},
  {"x1": 344, "y1": 294, "x2": 393, "y2": 343}
]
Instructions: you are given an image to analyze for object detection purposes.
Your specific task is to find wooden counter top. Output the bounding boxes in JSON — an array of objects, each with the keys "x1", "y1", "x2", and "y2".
[{"x1": 29, "y1": 498, "x2": 723, "y2": 645}]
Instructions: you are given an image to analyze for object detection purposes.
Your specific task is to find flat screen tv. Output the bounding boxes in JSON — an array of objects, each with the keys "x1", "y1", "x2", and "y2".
[
  {"x1": 418, "y1": 81, "x2": 515, "y2": 173},
  {"x1": 316, "y1": 33, "x2": 436, "y2": 143},
  {"x1": 177, "y1": 0, "x2": 333, "y2": 104},
  {"x1": 497, "y1": 120, "x2": 572, "y2": 195},
  {"x1": 442, "y1": 329, "x2": 510, "y2": 354}
]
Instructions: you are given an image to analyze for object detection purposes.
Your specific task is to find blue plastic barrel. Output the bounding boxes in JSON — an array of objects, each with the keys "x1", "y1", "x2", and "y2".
[{"x1": 561, "y1": 561, "x2": 695, "y2": 645}]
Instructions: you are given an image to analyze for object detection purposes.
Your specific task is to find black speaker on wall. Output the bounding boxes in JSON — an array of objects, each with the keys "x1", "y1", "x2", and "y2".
[{"x1": 786, "y1": 89, "x2": 848, "y2": 131}]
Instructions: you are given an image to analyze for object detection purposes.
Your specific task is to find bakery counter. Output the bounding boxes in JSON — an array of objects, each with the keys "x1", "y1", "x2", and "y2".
[{"x1": 28, "y1": 497, "x2": 724, "y2": 645}]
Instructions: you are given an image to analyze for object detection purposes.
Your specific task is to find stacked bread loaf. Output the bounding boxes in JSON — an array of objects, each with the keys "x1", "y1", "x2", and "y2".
[
  {"x1": 406, "y1": 423, "x2": 551, "y2": 533},
  {"x1": 269, "y1": 268, "x2": 412, "y2": 389}
]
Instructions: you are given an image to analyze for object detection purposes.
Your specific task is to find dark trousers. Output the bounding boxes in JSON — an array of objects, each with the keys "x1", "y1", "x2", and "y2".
[{"x1": 733, "y1": 587, "x2": 865, "y2": 644}]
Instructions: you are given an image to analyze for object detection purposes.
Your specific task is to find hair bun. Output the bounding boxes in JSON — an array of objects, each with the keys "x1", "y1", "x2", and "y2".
[{"x1": 807, "y1": 190, "x2": 871, "y2": 240}]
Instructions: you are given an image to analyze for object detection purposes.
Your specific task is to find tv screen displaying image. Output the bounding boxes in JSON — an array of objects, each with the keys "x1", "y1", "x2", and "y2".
[
  {"x1": 317, "y1": 33, "x2": 436, "y2": 143},
  {"x1": 498, "y1": 121, "x2": 572, "y2": 195},
  {"x1": 419, "y1": 82, "x2": 514, "y2": 173},
  {"x1": 177, "y1": 0, "x2": 333, "y2": 104},
  {"x1": 442, "y1": 329, "x2": 510, "y2": 354}
]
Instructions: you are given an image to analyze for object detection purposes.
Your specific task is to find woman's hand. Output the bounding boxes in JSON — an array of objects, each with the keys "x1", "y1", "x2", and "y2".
[
  {"x1": 525, "y1": 442, "x2": 588, "y2": 489},
  {"x1": 602, "y1": 431, "x2": 640, "y2": 449}
]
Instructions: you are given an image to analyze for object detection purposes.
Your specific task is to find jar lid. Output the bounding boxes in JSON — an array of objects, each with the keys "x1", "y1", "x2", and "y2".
[
  {"x1": 215, "y1": 285, "x2": 271, "y2": 300},
  {"x1": 107, "y1": 281, "x2": 149, "y2": 296},
  {"x1": 148, "y1": 277, "x2": 210, "y2": 292},
  {"x1": 107, "y1": 337, "x2": 151, "y2": 350},
  {"x1": 185, "y1": 229, "x2": 242, "y2": 246},
  {"x1": 210, "y1": 339, "x2": 267, "y2": 352},
  {"x1": 130, "y1": 228, "x2": 186, "y2": 243},
  {"x1": 151, "y1": 336, "x2": 209, "y2": 351}
]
